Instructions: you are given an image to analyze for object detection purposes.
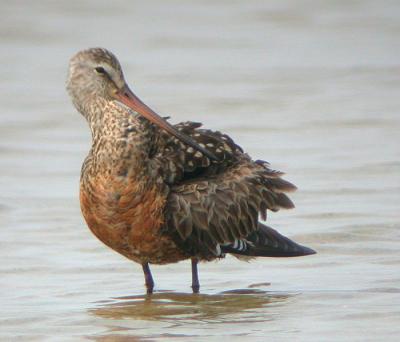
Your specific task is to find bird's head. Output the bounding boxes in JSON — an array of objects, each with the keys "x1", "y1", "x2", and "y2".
[
  {"x1": 66, "y1": 48, "x2": 217, "y2": 161},
  {"x1": 66, "y1": 48, "x2": 126, "y2": 111}
]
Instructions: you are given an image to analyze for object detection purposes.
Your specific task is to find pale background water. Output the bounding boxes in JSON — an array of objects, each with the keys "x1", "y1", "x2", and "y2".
[{"x1": 1, "y1": 1, "x2": 399, "y2": 341}]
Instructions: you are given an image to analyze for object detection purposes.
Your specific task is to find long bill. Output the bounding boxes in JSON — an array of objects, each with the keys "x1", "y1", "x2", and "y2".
[{"x1": 115, "y1": 85, "x2": 218, "y2": 161}]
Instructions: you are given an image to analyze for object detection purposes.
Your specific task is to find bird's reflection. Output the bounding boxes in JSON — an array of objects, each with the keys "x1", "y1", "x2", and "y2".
[{"x1": 90, "y1": 288, "x2": 292, "y2": 322}]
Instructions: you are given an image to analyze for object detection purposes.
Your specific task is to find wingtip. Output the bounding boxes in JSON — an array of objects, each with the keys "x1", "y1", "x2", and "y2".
[
  {"x1": 301, "y1": 245, "x2": 317, "y2": 256},
  {"x1": 278, "y1": 244, "x2": 316, "y2": 257}
]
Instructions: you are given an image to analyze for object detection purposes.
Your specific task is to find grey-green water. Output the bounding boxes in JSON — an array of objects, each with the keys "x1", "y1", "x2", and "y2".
[{"x1": 1, "y1": 1, "x2": 399, "y2": 341}]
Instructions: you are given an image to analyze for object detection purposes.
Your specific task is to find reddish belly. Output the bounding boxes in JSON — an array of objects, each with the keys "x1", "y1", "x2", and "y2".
[{"x1": 79, "y1": 181, "x2": 188, "y2": 264}]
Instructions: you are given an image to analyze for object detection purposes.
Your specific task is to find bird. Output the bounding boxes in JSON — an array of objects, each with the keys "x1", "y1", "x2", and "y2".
[{"x1": 66, "y1": 47, "x2": 316, "y2": 294}]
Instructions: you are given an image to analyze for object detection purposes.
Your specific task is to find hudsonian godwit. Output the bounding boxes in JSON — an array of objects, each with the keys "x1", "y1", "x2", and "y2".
[{"x1": 66, "y1": 48, "x2": 316, "y2": 294}]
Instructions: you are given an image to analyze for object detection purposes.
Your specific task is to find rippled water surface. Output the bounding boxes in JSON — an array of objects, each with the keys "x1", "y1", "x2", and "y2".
[{"x1": 1, "y1": 1, "x2": 399, "y2": 341}]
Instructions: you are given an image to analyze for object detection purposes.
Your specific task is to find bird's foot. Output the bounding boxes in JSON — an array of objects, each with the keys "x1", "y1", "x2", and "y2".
[
  {"x1": 191, "y1": 284, "x2": 200, "y2": 294},
  {"x1": 146, "y1": 285, "x2": 154, "y2": 295}
]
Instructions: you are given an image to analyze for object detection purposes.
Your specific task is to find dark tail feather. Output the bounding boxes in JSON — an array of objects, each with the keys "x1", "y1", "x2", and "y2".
[{"x1": 221, "y1": 223, "x2": 316, "y2": 257}]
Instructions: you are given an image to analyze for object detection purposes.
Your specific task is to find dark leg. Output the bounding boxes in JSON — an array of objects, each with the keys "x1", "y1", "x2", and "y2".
[
  {"x1": 191, "y1": 258, "x2": 200, "y2": 293},
  {"x1": 142, "y1": 262, "x2": 154, "y2": 294}
]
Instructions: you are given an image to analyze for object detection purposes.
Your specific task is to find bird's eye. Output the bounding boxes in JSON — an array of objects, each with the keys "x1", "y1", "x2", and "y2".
[{"x1": 95, "y1": 66, "x2": 106, "y2": 74}]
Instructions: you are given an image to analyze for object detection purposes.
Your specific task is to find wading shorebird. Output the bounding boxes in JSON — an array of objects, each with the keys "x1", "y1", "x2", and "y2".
[{"x1": 67, "y1": 48, "x2": 316, "y2": 294}]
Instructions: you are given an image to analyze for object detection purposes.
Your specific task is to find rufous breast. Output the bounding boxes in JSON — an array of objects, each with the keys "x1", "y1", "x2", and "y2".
[{"x1": 79, "y1": 173, "x2": 189, "y2": 264}]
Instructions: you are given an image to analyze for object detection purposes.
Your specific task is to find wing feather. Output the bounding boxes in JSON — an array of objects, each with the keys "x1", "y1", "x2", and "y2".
[
  {"x1": 151, "y1": 120, "x2": 297, "y2": 259},
  {"x1": 165, "y1": 153, "x2": 297, "y2": 259}
]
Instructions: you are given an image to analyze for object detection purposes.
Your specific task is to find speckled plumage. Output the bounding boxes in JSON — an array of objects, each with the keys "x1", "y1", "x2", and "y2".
[{"x1": 67, "y1": 48, "x2": 315, "y2": 294}]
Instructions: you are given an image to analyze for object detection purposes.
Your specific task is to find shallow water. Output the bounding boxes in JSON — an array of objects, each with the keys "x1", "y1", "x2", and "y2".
[{"x1": 1, "y1": 0, "x2": 400, "y2": 341}]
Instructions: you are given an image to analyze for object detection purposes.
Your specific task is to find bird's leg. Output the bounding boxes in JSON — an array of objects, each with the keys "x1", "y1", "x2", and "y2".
[
  {"x1": 191, "y1": 258, "x2": 200, "y2": 293},
  {"x1": 142, "y1": 262, "x2": 154, "y2": 294}
]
